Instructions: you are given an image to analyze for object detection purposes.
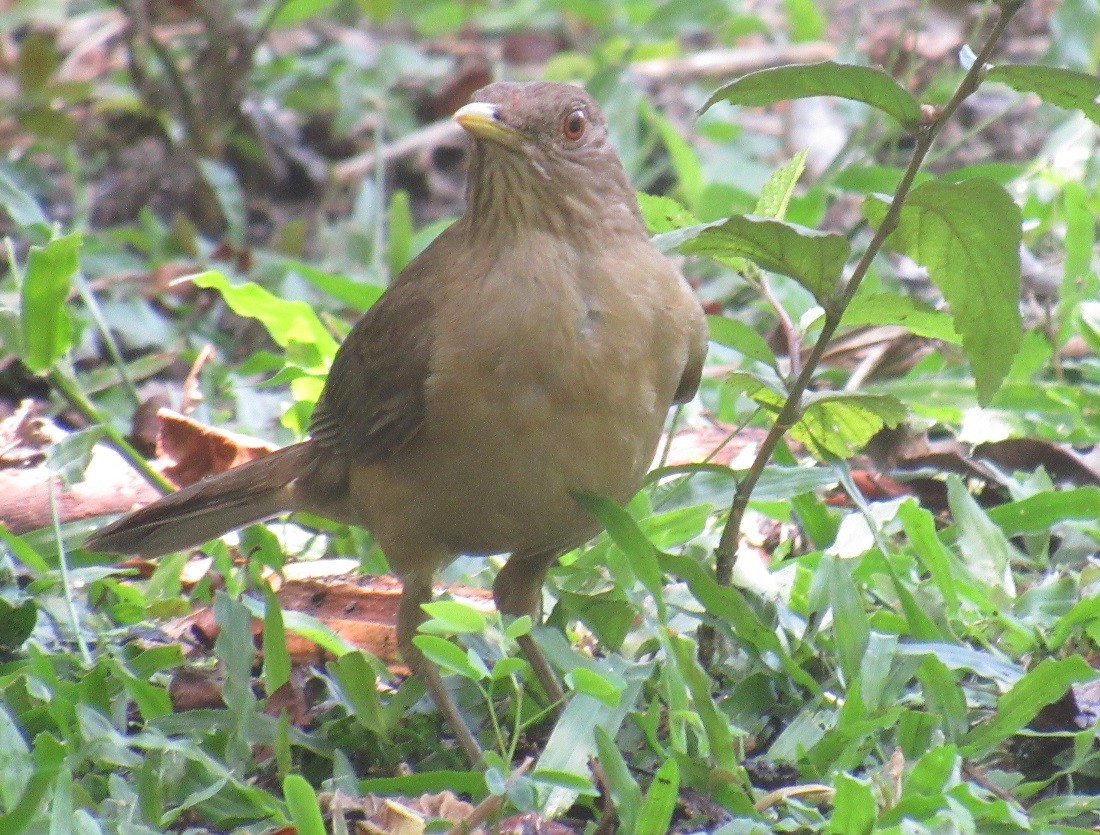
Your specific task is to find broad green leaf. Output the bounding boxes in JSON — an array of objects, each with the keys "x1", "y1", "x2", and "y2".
[
  {"x1": 0, "y1": 733, "x2": 63, "y2": 833},
  {"x1": 962, "y1": 656, "x2": 1095, "y2": 755},
  {"x1": 0, "y1": 599, "x2": 36, "y2": 651},
  {"x1": 411, "y1": 635, "x2": 484, "y2": 681},
  {"x1": 823, "y1": 554, "x2": 868, "y2": 683},
  {"x1": 420, "y1": 600, "x2": 488, "y2": 634},
  {"x1": 702, "y1": 61, "x2": 922, "y2": 127},
  {"x1": 678, "y1": 215, "x2": 848, "y2": 302},
  {"x1": 530, "y1": 769, "x2": 597, "y2": 793},
  {"x1": 282, "y1": 774, "x2": 325, "y2": 835},
  {"x1": 797, "y1": 392, "x2": 906, "y2": 459},
  {"x1": 987, "y1": 64, "x2": 1100, "y2": 126},
  {"x1": 21, "y1": 232, "x2": 80, "y2": 372},
  {"x1": 566, "y1": 667, "x2": 624, "y2": 707},
  {"x1": 828, "y1": 773, "x2": 876, "y2": 834},
  {"x1": 637, "y1": 192, "x2": 697, "y2": 235},
  {"x1": 842, "y1": 292, "x2": 961, "y2": 343},
  {"x1": 190, "y1": 271, "x2": 339, "y2": 362},
  {"x1": 865, "y1": 179, "x2": 1022, "y2": 405},
  {"x1": 756, "y1": 150, "x2": 807, "y2": 219},
  {"x1": 708, "y1": 316, "x2": 779, "y2": 369}
]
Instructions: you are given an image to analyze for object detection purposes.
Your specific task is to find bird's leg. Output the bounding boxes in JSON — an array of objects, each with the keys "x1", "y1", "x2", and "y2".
[
  {"x1": 397, "y1": 575, "x2": 485, "y2": 766},
  {"x1": 493, "y1": 550, "x2": 566, "y2": 708}
]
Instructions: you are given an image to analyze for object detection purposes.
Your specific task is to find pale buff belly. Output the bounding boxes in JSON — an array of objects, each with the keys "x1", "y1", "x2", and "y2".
[{"x1": 399, "y1": 371, "x2": 667, "y2": 556}]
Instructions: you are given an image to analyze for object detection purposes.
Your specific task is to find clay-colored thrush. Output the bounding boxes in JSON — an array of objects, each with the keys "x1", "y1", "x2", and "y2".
[{"x1": 88, "y1": 81, "x2": 709, "y2": 763}]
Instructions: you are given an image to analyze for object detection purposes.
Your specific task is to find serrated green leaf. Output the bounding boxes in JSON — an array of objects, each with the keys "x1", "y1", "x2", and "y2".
[
  {"x1": 702, "y1": 61, "x2": 922, "y2": 126},
  {"x1": 637, "y1": 192, "x2": 698, "y2": 235},
  {"x1": 842, "y1": 291, "x2": 961, "y2": 343},
  {"x1": 988, "y1": 64, "x2": 1100, "y2": 126},
  {"x1": 756, "y1": 150, "x2": 807, "y2": 219},
  {"x1": 796, "y1": 392, "x2": 906, "y2": 459},
  {"x1": 865, "y1": 178, "x2": 1022, "y2": 405},
  {"x1": 677, "y1": 215, "x2": 848, "y2": 302},
  {"x1": 21, "y1": 232, "x2": 80, "y2": 372}
]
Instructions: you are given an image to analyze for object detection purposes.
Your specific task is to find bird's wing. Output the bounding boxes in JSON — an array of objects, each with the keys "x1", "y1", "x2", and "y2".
[{"x1": 307, "y1": 239, "x2": 447, "y2": 464}]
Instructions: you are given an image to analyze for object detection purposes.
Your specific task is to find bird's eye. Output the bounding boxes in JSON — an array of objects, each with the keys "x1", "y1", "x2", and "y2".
[{"x1": 562, "y1": 109, "x2": 587, "y2": 141}]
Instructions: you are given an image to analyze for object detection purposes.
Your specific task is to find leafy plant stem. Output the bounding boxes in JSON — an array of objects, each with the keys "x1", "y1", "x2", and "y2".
[
  {"x1": 48, "y1": 366, "x2": 175, "y2": 494},
  {"x1": 701, "y1": 0, "x2": 1023, "y2": 668}
]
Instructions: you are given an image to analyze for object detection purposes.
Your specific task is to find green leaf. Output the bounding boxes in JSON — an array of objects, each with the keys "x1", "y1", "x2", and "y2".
[
  {"x1": 962, "y1": 656, "x2": 1095, "y2": 755},
  {"x1": 530, "y1": 769, "x2": 598, "y2": 794},
  {"x1": 842, "y1": 292, "x2": 961, "y2": 343},
  {"x1": 0, "y1": 169, "x2": 47, "y2": 228},
  {"x1": 282, "y1": 774, "x2": 325, "y2": 835},
  {"x1": 21, "y1": 232, "x2": 80, "y2": 372},
  {"x1": 565, "y1": 667, "x2": 624, "y2": 707},
  {"x1": 45, "y1": 426, "x2": 105, "y2": 487},
  {"x1": 190, "y1": 271, "x2": 339, "y2": 362},
  {"x1": 420, "y1": 601, "x2": 488, "y2": 634},
  {"x1": 946, "y1": 475, "x2": 1017, "y2": 595},
  {"x1": 411, "y1": 635, "x2": 484, "y2": 681},
  {"x1": 677, "y1": 215, "x2": 849, "y2": 303},
  {"x1": 796, "y1": 392, "x2": 906, "y2": 459},
  {"x1": 987, "y1": 64, "x2": 1100, "y2": 126},
  {"x1": 0, "y1": 733, "x2": 63, "y2": 833},
  {"x1": 262, "y1": 588, "x2": 291, "y2": 696},
  {"x1": 707, "y1": 315, "x2": 778, "y2": 369},
  {"x1": 0, "y1": 599, "x2": 36, "y2": 651},
  {"x1": 595, "y1": 726, "x2": 641, "y2": 833},
  {"x1": 637, "y1": 192, "x2": 698, "y2": 235},
  {"x1": 828, "y1": 773, "x2": 876, "y2": 834},
  {"x1": 636, "y1": 757, "x2": 679, "y2": 835},
  {"x1": 269, "y1": 0, "x2": 338, "y2": 26},
  {"x1": 701, "y1": 61, "x2": 922, "y2": 126},
  {"x1": 573, "y1": 492, "x2": 664, "y2": 617},
  {"x1": 286, "y1": 261, "x2": 384, "y2": 310},
  {"x1": 386, "y1": 190, "x2": 413, "y2": 276},
  {"x1": 328, "y1": 651, "x2": 386, "y2": 735},
  {"x1": 756, "y1": 150, "x2": 807, "y2": 219},
  {"x1": 865, "y1": 179, "x2": 1023, "y2": 405}
]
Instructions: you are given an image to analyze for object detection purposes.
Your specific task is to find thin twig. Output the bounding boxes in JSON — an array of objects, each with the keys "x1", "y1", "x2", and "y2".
[
  {"x1": 702, "y1": 1, "x2": 1023, "y2": 667},
  {"x1": 49, "y1": 367, "x2": 174, "y2": 495}
]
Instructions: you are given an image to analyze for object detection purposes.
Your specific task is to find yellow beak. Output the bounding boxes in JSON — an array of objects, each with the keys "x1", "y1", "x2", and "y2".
[{"x1": 453, "y1": 102, "x2": 526, "y2": 148}]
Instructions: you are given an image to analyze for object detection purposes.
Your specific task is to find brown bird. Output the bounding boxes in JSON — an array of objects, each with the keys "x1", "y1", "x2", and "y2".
[{"x1": 87, "y1": 81, "x2": 709, "y2": 764}]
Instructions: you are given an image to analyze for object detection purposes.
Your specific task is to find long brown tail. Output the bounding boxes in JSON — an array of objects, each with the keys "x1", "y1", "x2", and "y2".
[{"x1": 86, "y1": 442, "x2": 314, "y2": 557}]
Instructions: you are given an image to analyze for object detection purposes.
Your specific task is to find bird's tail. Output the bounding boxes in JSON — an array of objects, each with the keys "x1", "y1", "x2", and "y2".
[{"x1": 87, "y1": 442, "x2": 314, "y2": 557}]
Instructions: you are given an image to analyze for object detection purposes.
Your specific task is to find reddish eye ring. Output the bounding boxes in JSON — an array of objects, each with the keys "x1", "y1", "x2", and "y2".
[{"x1": 562, "y1": 109, "x2": 587, "y2": 140}]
